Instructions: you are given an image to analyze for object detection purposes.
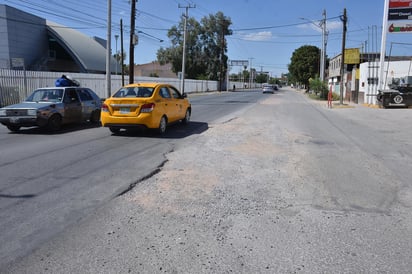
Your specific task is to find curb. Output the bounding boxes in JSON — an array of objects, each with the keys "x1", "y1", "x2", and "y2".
[
  {"x1": 331, "y1": 103, "x2": 355, "y2": 109},
  {"x1": 361, "y1": 103, "x2": 380, "y2": 109}
]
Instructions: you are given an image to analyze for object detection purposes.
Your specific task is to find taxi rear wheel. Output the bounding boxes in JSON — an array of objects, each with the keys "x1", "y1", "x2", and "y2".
[
  {"x1": 182, "y1": 109, "x2": 190, "y2": 124},
  {"x1": 158, "y1": 116, "x2": 167, "y2": 134},
  {"x1": 109, "y1": 127, "x2": 121, "y2": 134}
]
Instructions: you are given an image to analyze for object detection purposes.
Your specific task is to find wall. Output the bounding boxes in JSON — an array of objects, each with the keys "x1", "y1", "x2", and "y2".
[
  {"x1": 329, "y1": 54, "x2": 342, "y2": 78},
  {"x1": 0, "y1": 69, "x2": 220, "y2": 106},
  {"x1": 359, "y1": 60, "x2": 412, "y2": 104},
  {"x1": 0, "y1": 6, "x2": 9, "y2": 64}
]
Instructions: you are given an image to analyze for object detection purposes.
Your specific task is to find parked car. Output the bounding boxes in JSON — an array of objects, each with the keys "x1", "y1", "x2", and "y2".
[
  {"x1": 0, "y1": 86, "x2": 102, "y2": 132},
  {"x1": 101, "y1": 82, "x2": 191, "y2": 134}
]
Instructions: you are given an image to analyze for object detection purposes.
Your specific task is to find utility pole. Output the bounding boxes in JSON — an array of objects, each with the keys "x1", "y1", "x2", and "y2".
[
  {"x1": 120, "y1": 18, "x2": 125, "y2": 86},
  {"x1": 300, "y1": 12, "x2": 328, "y2": 83},
  {"x1": 129, "y1": 0, "x2": 137, "y2": 84},
  {"x1": 114, "y1": 34, "x2": 119, "y2": 75},
  {"x1": 179, "y1": 3, "x2": 195, "y2": 94},
  {"x1": 106, "y1": 0, "x2": 112, "y2": 97},
  {"x1": 340, "y1": 8, "x2": 347, "y2": 105},
  {"x1": 249, "y1": 57, "x2": 254, "y2": 88},
  {"x1": 320, "y1": 9, "x2": 327, "y2": 82}
]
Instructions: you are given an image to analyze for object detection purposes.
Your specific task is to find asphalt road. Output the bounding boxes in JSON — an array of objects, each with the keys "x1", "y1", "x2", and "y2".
[
  {"x1": 0, "y1": 90, "x2": 262, "y2": 271},
  {"x1": 2, "y1": 88, "x2": 412, "y2": 273}
]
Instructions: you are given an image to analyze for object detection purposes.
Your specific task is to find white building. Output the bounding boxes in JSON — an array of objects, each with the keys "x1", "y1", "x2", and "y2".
[{"x1": 359, "y1": 60, "x2": 412, "y2": 104}]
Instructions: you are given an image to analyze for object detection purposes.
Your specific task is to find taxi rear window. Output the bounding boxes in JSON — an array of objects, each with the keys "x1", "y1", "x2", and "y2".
[{"x1": 113, "y1": 87, "x2": 154, "y2": 98}]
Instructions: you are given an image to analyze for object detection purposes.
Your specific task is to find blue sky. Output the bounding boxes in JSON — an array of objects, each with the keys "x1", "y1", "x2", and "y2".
[{"x1": 2, "y1": 0, "x2": 411, "y2": 77}]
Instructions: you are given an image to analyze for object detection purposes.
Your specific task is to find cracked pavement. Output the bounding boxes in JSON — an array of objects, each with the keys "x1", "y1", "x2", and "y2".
[{"x1": 5, "y1": 91, "x2": 412, "y2": 274}]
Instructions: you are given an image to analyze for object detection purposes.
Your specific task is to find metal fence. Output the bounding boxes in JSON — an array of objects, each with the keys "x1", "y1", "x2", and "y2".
[{"x1": 0, "y1": 69, "x2": 220, "y2": 107}]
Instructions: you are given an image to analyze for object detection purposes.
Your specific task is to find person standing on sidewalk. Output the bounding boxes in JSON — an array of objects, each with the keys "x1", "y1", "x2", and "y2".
[{"x1": 328, "y1": 84, "x2": 333, "y2": 108}]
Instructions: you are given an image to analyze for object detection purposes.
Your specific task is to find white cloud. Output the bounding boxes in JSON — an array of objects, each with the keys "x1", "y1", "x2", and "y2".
[
  {"x1": 241, "y1": 31, "x2": 273, "y2": 41},
  {"x1": 326, "y1": 20, "x2": 342, "y2": 31},
  {"x1": 298, "y1": 21, "x2": 323, "y2": 32},
  {"x1": 298, "y1": 20, "x2": 342, "y2": 33}
]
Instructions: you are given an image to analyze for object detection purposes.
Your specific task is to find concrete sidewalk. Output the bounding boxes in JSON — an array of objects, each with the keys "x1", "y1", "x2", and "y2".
[{"x1": 294, "y1": 88, "x2": 382, "y2": 109}]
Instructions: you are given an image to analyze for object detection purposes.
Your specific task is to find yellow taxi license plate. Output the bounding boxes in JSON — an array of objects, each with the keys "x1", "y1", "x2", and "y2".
[{"x1": 119, "y1": 107, "x2": 130, "y2": 114}]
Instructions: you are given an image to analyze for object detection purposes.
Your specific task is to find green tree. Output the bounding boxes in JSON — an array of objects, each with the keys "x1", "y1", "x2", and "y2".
[
  {"x1": 230, "y1": 73, "x2": 239, "y2": 81},
  {"x1": 255, "y1": 73, "x2": 268, "y2": 83},
  {"x1": 288, "y1": 45, "x2": 320, "y2": 91},
  {"x1": 113, "y1": 51, "x2": 127, "y2": 75},
  {"x1": 113, "y1": 50, "x2": 127, "y2": 64},
  {"x1": 157, "y1": 12, "x2": 232, "y2": 83},
  {"x1": 157, "y1": 17, "x2": 202, "y2": 79},
  {"x1": 242, "y1": 70, "x2": 250, "y2": 83},
  {"x1": 200, "y1": 12, "x2": 232, "y2": 89}
]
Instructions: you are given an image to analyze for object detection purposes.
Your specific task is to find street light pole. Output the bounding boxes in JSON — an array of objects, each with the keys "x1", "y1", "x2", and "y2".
[{"x1": 300, "y1": 12, "x2": 327, "y2": 82}]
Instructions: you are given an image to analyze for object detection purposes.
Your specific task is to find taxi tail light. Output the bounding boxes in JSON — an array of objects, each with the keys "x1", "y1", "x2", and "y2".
[
  {"x1": 101, "y1": 103, "x2": 109, "y2": 112},
  {"x1": 140, "y1": 103, "x2": 155, "y2": 113}
]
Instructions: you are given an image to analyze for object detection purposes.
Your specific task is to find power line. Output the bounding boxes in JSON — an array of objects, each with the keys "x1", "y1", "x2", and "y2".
[{"x1": 232, "y1": 16, "x2": 342, "y2": 31}]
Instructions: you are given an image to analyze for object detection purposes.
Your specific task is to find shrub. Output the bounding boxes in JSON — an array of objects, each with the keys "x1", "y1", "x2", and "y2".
[{"x1": 309, "y1": 78, "x2": 328, "y2": 99}]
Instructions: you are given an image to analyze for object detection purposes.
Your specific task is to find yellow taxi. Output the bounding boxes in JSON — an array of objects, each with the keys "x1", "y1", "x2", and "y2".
[{"x1": 101, "y1": 82, "x2": 191, "y2": 134}]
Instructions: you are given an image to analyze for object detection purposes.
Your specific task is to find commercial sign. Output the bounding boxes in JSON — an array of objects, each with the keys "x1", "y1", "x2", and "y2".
[
  {"x1": 389, "y1": 0, "x2": 412, "y2": 8},
  {"x1": 388, "y1": 8, "x2": 412, "y2": 20},
  {"x1": 11, "y1": 58, "x2": 24, "y2": 69},
  {"x1": 388, "y1": 23, "x2": 412, "y2": 32},
  {"x1": 388, "y1": 0, "x2": 412, "y2": 20},
  {"x1": 344, "y1": 48, "x2": 360, "y2": 64},
  {"x1": 230, "y1": 60, "x2": 248, "y2": 67}
]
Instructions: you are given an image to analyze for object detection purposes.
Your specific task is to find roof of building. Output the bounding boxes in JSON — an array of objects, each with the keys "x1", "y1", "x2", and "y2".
[{"x1": 46, "y1": 21, "x2": 118, "y2": 73}]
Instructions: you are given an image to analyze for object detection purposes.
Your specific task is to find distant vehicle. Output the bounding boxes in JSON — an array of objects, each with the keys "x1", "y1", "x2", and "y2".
[
  {"x1": 0, "y1": 86, "x2": 102, "y2": 132},
  {"x1": 101, "y1": 82, "x2": 191, "y2": 134},
  {"x1": 262, "y1": 84, "x2": 276, "y2": 94}
]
